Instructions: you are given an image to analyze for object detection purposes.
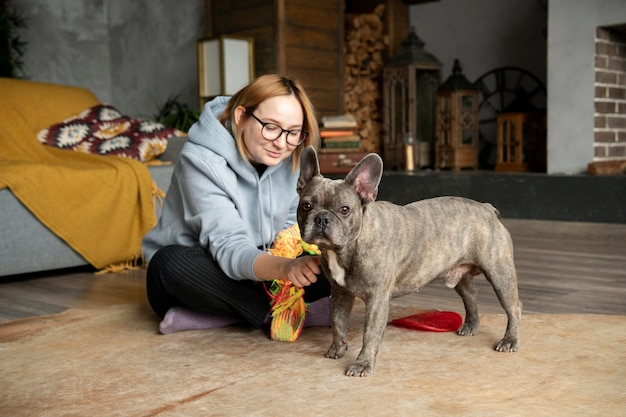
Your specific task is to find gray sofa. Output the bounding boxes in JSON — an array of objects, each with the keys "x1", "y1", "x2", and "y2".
[{"x1": 0, "y1": 136, "x2": 186, "y2": 277}]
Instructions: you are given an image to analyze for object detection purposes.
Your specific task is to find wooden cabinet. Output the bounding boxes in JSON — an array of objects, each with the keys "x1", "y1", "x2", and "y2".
[{"x1": 205, "y1": 0, "x2": 345, "y2": 118}]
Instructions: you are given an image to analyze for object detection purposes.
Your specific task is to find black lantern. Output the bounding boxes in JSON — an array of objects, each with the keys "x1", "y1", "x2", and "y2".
[
  {"x1": 383, "y1": 27, "x2": 441, "y2": 170},
  {"x1": 435, "y1": 59, "x2": 479, "y2": 170}
]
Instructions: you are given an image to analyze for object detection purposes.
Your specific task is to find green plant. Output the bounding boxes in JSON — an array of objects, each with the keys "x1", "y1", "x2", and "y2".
[
  {"x1": 154, "y1": 96, "x2": 200, "y2": 133},
  {"x1": 0, "y1": 0, "x2": 28, "y2": 78}
]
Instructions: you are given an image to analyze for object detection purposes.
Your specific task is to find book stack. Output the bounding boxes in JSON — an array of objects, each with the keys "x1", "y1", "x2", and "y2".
[{"x1": 319, "y1": 114, "x2": 361, "y2": 153}]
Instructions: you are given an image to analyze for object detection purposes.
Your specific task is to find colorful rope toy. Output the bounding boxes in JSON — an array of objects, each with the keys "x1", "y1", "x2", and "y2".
[{"x1": 266, "y1": 224, "x2": 320, "y2": 342}]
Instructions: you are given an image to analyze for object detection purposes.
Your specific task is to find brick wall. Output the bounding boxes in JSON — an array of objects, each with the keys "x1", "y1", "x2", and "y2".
[{"x1": 594, "y1": 27, "x2": 626, "y2": 161}]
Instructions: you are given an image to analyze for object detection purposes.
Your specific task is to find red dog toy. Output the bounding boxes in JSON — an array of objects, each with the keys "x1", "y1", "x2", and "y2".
[{"x1": 391, "y1": 311, "x2": 463, "y2": 332}]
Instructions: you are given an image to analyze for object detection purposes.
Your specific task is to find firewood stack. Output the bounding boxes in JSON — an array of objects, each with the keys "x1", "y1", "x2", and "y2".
[{"x1": 343, "y1": 4, "x2": 388, "y2": 154}]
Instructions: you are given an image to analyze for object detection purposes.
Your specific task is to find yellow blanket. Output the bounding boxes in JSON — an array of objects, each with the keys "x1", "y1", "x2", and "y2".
[{"x1": 0, "y1": 78, "x2": 157, "y2": 270}]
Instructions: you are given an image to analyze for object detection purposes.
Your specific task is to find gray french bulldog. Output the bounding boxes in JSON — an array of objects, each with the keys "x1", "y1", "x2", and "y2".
[{"x1": 297, "y1": 146, "x2": 522, "y2": 377}]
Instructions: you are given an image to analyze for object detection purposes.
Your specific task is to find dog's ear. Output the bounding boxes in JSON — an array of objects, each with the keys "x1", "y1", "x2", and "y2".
[
  {"x1": 345, "y1": 153, "x2": 383, "y2": 204},
  {"x1": 297, "y1": 146, "x2": 321, "y2": 193}
]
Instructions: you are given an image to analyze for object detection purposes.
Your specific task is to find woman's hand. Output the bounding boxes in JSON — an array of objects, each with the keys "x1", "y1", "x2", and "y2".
[
  {"x1": 253, "y1": 253, "x2": 321, "y2": 287},
  {"x1": 283, "y1": 256, "x2": 321, "y2": 287}
]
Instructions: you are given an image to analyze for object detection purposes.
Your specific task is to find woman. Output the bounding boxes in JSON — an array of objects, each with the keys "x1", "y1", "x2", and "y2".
[{"x1": 143, "y1": 74, "x2": 331, "y2": 334}]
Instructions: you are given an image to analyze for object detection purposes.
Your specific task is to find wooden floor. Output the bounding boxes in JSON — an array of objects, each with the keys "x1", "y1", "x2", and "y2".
[{"x1": 0, "y1": 219, "x2": 625, "y2": 323}]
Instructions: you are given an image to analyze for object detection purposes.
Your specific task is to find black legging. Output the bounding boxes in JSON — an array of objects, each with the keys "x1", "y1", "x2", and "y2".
[{"x1": 146, "y1": 245, "x2": 331, "y2": 328}]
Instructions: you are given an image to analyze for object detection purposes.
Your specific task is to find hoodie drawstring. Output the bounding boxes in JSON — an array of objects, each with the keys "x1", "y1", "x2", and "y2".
[
  {"x1": 256, "y1": 172, "x2": 275, "y2": 252},
  {"x1": 268, "y1": 174, "x2": 274, "y2": 247}
]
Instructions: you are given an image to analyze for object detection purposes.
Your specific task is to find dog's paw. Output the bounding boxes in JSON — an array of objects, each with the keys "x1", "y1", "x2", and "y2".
[
  {"x1": 495, "y1": 337, "x2": 519, "y2": 352},
  {"x1": 325, "y1": 342, "x2": 348, "y2": 359},
  {"x1": 345, "y1": 360, "x2": 373, "y2": 377},
  {"x1": 457, "y1": 322, "x2": 479, "y2": 336}
]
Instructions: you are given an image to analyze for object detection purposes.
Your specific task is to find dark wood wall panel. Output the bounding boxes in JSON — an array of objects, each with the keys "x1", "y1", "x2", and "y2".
[
  {"x1": 285, "y1": 1, "x2": 341, "y2": 29},
  {"x1": 285, "y1": 47, "x2": 341, "y2": 71},
  {"x1": 209, "y1": 4, "x2": 274, "y2": 33},
  {"x1": 283, "y1": 26, "x2": 340, "y2": 50},
  {"x1": 284, "y1": 1, "x2": 343, "y2": 116},
  {"x1": 206, "y1": 0, "x2": 344, "y2": 118}
]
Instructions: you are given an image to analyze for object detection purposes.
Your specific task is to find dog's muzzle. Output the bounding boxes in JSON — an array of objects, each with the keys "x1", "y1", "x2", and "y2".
[{"x1": 314, "y1": 213, "x2": 333, "y2": 231}]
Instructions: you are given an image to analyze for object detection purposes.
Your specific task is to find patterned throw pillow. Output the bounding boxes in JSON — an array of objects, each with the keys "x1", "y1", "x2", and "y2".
[{"x1": 37, "y1": 104, "x2": 182, "y2": 162}]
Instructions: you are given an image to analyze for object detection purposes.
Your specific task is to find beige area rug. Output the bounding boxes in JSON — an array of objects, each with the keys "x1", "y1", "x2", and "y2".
[{"x1": 1, "y1": 302, "x2": 625, "y2": 417}]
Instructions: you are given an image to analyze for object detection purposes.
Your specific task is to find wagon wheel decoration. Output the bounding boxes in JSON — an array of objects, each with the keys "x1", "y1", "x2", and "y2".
[{"x1": 473, "y1": 67, "x2": 546, "y2": 169}]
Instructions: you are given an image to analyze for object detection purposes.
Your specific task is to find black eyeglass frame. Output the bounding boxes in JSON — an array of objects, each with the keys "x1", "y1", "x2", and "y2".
[{"x1": 247, "y1": 112, "x2": 308, "y2": 146}]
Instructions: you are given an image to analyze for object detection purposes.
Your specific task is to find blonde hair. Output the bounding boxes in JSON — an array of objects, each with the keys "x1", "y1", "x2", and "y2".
[{"x1": 219, "y1": 74, "x2": 319, "y2": 172}]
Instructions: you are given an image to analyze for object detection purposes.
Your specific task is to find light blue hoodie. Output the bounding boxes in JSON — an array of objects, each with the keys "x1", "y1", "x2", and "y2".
[{"x1": 142, "y1": 96, "x2": 299, "y2": 281}]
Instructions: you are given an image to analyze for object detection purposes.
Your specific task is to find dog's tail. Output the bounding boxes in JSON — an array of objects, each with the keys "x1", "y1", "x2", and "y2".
[{"x1": 482, "y1": 202, "x2": 500, "y2": 218}]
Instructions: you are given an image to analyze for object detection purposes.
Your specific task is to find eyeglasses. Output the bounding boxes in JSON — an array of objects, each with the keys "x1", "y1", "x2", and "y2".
[{"x1": 248, "y1": 112, "x2": 307, "y2": 146}]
